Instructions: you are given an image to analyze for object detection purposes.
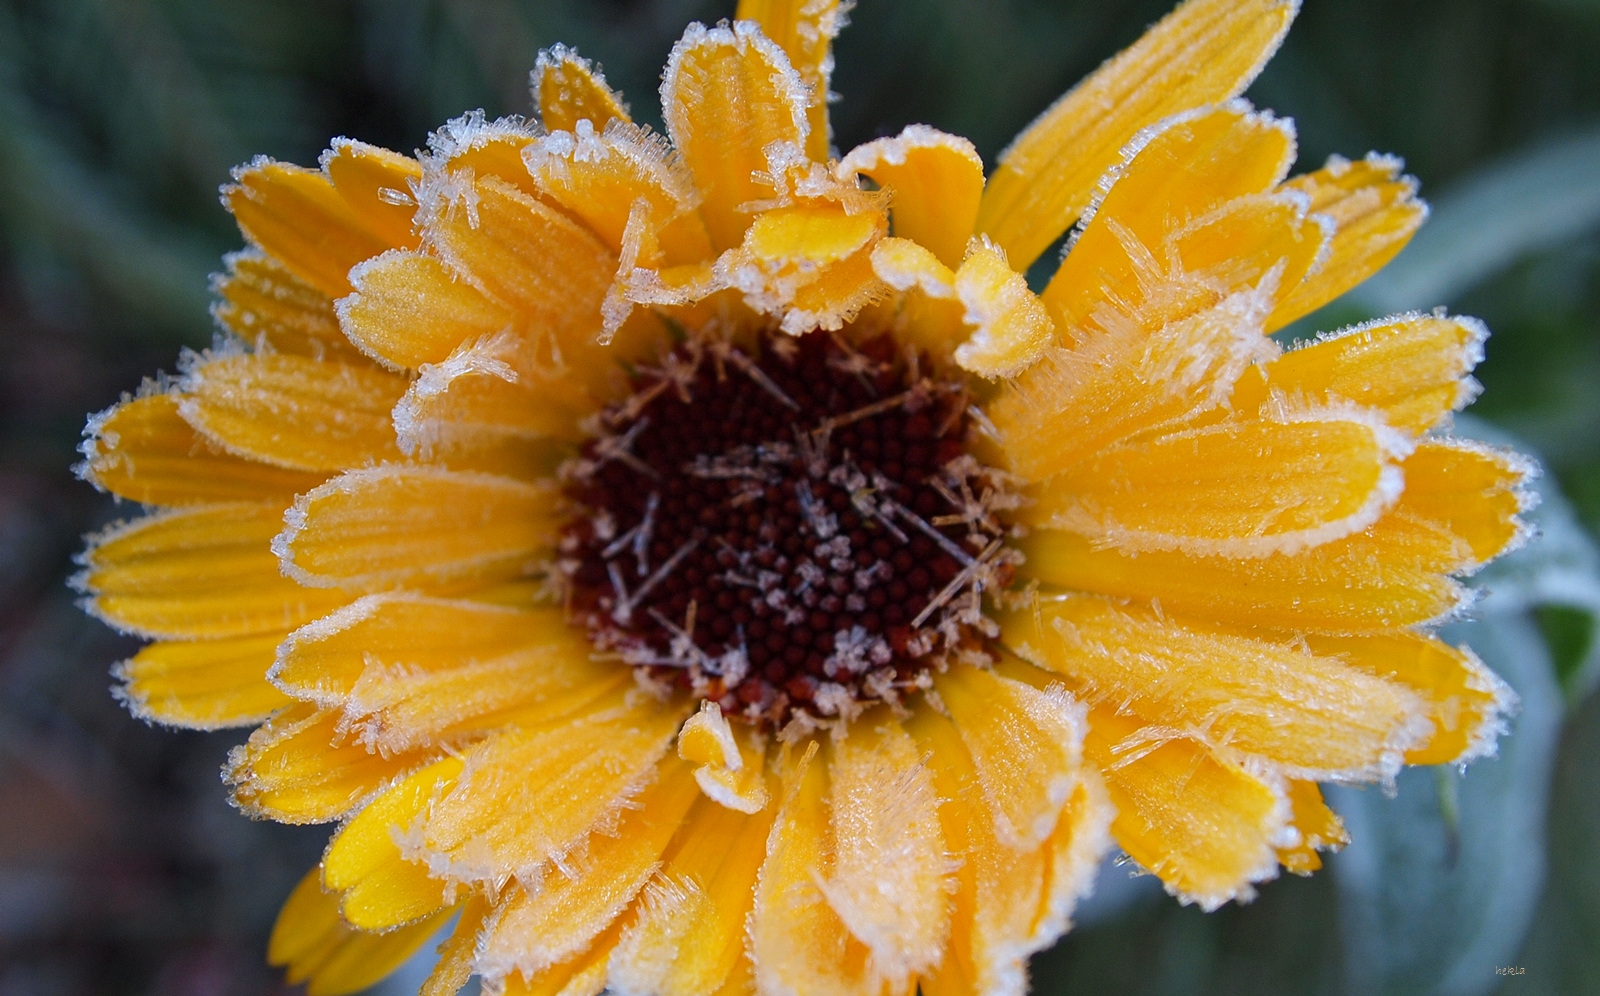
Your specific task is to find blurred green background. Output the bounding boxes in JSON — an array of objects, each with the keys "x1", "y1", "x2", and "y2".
[{"x1": 1, "y1": 0, "x2": 1598, "y2": 993}]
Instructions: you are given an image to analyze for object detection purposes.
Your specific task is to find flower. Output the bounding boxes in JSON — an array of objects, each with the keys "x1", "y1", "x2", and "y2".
[{"x1": 73, "y1": 0, "x2": 1532, "y2": 993}]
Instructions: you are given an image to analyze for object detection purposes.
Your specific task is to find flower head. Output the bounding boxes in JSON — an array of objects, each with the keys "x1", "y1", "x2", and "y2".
[{"x1": 76, "y1": 0, "x2": 1530, "y2": 993}]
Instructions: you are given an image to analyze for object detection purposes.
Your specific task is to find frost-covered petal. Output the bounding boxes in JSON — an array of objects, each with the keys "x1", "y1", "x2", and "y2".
[
  {"x1": 477, "y1": 760, "x2": 700, "y2": 985},
  {"x1": 819, "y1": 714, "x2": 952, "y2": 990},
  {"x1": 990, "y1": 282, "x2": 1278, "y2": 484},
  {"x1": 1040, "y1": 101, "x2": 1298, "y2": 341},
  {"x1": 736, "y1": 0, "x2": 847, "y2": 160},
  {"x1": 661, "y1": 20, "x2": 810, "y2": 251},
  {"x1": 1231, "y1": 312, "x2": 1487, "y2": 436},
  {"x1": 951, "y1": 238, "x2": 1057, "y2": 379},
  {"x1": 1020, "y1": 511, "x2": 1471, "y2": 636},
  {"x1": 933, "y1": 663, "x2": 1086, "y2": 850},
  {"x1": 978, "y1": 0, "x2": 1297, "y2": 270},
  {"x1": 213, "y1": 250, "x2": 370, "y2": 362},
  {"x1": 273, "y1": 595, "x2": 621, "y2": 754},
  {"x1": 533, "y1": 44, "x2": 632, "y2": 134},
  {"x1": 839, "y1": 125, "x2": 984, "y2": 269},
  {"x1": 78, "y1": 503, "x2": 350, "y2": 640},
  {"x1": 225, "y1": 157, "x2": 405, "y2": 298},
  {"x1": 1005, "y1": 597, "x2": 1430, "y2": 781},
  {"x1": 1025, "y1": 412, "x2": 1405, "y2": 557},
  {"x1": 338, "y1": 249, "x2": 512, "y2": 370},
  {"x1": 274, "y1": 467, "x2": 562, "y2": 592},
  {"x1": 323, "y1": 757, "x2": 461, "y2": 930},
  {"x1": 1303, "y1": 631, "x2": 1516, "y2": 766},
  {"x1": 608, "y1": 795, "x2": 775, "y2": 996},
  {"x1": 268, "y1": 867, "x2": 451, "y2": 996},
  {"x1": 321, "y1": 138, "x2": 426, "y2": 251},
  {"x1": 79, "y1": 393, "x2": 324, "y2": 506},
  {"x1": 227, "y1": 702, "x2": 436, "y2": 824},
  {"x1": 1269, "y1": 153, "x2": 1428, "y2": 330},
  {"x1": 114, "y1": 632, "x2": 291, "y2": 730},
  {"x1": 415, "y1": 691, "x2": 688, "y2": 887},
  {"x1": 178, "y1": 352, "x2": 407, "y2": 472}
]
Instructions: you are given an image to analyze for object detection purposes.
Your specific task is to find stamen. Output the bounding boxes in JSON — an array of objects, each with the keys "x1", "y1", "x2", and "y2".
[
  {"x1": 724, "y1": 347, "x2": 800, "y2": 410},
  {"x1": 912, "y1": 538, "x2": 1004, "y2": 628}
]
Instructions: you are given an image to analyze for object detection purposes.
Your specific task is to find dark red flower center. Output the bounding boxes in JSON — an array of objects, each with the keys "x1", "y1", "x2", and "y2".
[{"x1": 561, "y1": 329, "x2": 1012, "y2": 728}]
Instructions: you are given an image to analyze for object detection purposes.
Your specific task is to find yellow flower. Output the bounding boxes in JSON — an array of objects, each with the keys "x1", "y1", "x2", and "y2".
[{"x1": 74, "y1": 0, "x2": 1531, "y2": 993}]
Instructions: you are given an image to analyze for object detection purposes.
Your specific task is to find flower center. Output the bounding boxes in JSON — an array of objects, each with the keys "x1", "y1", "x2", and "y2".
[{"x1": 561, "y1": 329, "x2": 1015, "y2": 728}]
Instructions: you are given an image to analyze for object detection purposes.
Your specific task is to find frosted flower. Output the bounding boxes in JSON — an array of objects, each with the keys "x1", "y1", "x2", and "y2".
[{"x1": 75, "y1": 0, "x2": 1530, "y2": 994}]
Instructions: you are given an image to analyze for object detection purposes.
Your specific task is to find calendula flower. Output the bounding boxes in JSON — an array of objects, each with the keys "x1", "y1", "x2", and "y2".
[{"x1": 74, "y1": 0, "x2": 1532, "y2": 993}]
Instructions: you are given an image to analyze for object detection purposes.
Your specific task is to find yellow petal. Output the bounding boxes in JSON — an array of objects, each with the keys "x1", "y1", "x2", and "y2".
[
  {"x1": 523, "y1": 120, "x2": 712, "y2": 264},
  {"x1": 339, "y1": 249, "x2": 512, "y2": 370},
  {"x1": 978, "y1": 0, "x2": 1297, "y2": 270},
  {"x1": 867, "y1": 237, "x2": 968, "y2": 360},
  {"x1": 1166, "y1": 189, "x2": 1331, "y2": 317},
  {"x1": 819, "y1": 713, "x2": 951, "y2": 991},
  {"x1": 746, "y1": 205, "x2": 880, "y2": 264},
  {"x1": 736, "y1": 0, "x2": 845, "y2": 160},
  {"x1": 1303, "y1": 631, "x2": 1515, "y2": 766},
  {"x1": 838, "y1": 126, "x2": 984, "y2": 269},
  {"x1": 433, "y1": 119, "x2": 550, "y2": 205},
  {"x1": 1020, "y1": 511, "x2": 1470, "y2": 635},
  {"x1": 322, "y1": 138, "x2": 425, "y2": 251},
  {"x1": 1040, "y1": 101, "x2": 1298, "y2": 339},
  {"x1": 499, "y1": 919, "x2": 623, "y2": 996},
  {"x1": 79, "y1": 393, "x2": 324, "y2": 506},
  {"x1": 1006, "y1": 596, "x2": 1429, "y2": 780},
  {"x1": 726, "y1": 203, "x2": 890, "y2": 335},
  {"x1": 1024, "y1": 412, "x2": 1403, "y2": 557},
  {"x1": 273, "y1": 593, "x2": 583, "y2": 701},
  {"x1": 610, "y1": 793, "x2": 777, "y2": 996},
  {"x1": 275, "y1": 467, "x2": 562, "y2": 592},
  {"x1": 269, "y1": 867, "x2": 451, "y2": 996},
  {"x1": 227, "y1": 703, "x2": 434, "y2": 823},
  {"x1": 1399, "y1": 438, "x2": 1534, "y2": 567},
  {"x1": 78, "y1": 503, "x2": 349, "y2": 640},
  {"x1": 422, "y1": 174, "x2": 614, "y2": 339},
  {"x1": 662, "y1": 21, "x2": 810, "y2": 251},
  {"x1": 323, "y1": 757, "x2": 462, "y2": 930},
  {"x1": 225, "y1": 159, "x2": 394, "y2": 299},
  {"x1": 421, "y1": 892, "x2": 491, "y2": 996},
  {"x1": 213, "y1": 250, "x2": 368, "y2": 363},
  {"x1": 933, "y1": 663, "x2": 1085, "y2": 849},
  {"x1": 676, "y1": 701, "x2": 772, "y2": 812},
  {"x1": 677, "y1": 699, "x2": 742, "y2": 768},
  {"x1": 692, "y1": 739, "x2": 772, "y2": 814},
  {"x1": 114, "y1": 632, "x2": 291, "y2": 729},
  {"x1": 479, "y1": 760, "x2": 699, "y2": 985},
  {"x1": 951, "y1": 238, "x2": 1057, "y2": 379},
  {"x1": 749, "y1": 741, "x2": 880, "y2": 996},
  {"x1": 990, "y1": 282, "x2": 1278, "y2": 483},
  {"x1": 1275, "y1": 779, "x2": 1348, "y2": 874},
  {"x1": 418, "y1": 692, "x2": 688, "y2": 885},
  {"x1": 178, "y1": 352, "x2": 406, "y2": 472},
  {"x1": 1270, "y1": 153, "x2": 1427, "y2": 331},
  {"x1": 324, "y1": 624, "x2": 618, "y2": 754},
  {"x1": 908, "y1": 702, "x2": 1110, "y2": 996},
  {"x1": 534, "y1": 44, "x2": 631, "y2": 133},
  {"x1": 1082, "y1": 702, "x2": 1286, "y2": 909},
  {"x1": 391, "y1": 329, "x2": 597, "y2": 475},
  {"x1": 1232, "y1": 312, "x2": 1486, "y2": 436}
]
